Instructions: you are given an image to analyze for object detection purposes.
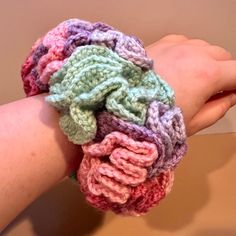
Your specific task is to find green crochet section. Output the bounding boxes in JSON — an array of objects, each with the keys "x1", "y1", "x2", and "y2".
[{"x1": 45, "y1": 45, "x2": 174, "y2": 144}]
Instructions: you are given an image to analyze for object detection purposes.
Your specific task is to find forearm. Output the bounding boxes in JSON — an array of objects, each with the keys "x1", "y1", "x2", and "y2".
[{"x1": 0, "y1": 94, "x2": 82, "y2": 230}]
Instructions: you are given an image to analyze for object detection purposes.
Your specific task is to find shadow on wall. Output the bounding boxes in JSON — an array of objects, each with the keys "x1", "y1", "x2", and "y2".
[
  {"x1": 2, "y1": 134, "x2": 236, "y2": 235},
  {"x1": 2, "y1": 94, "x2": 105, "y2": 236},
  {"x1": 143, "y1": 133, "x2": 236, "y2": 231},
  {"x1": 2, "y1": 180, "x2": 105, "y2": 236}
]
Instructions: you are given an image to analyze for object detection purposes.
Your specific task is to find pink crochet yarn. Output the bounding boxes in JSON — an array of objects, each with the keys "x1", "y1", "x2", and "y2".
[
  {"x1": 78, "y1": 131, "x2": 174, "y2": 215},
  {"x1": 21, "y1": 20, "x2": 75, "y2": 95},
  {"x1": 21, "y1": 19, "x2": 152, "y2": 96},
  {"x1": 79, "y1": 155, "x2": 174, "y2": 215}
]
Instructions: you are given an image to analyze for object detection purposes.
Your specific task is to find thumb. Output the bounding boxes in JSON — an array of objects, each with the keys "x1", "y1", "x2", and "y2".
[{"x1": 187, "y1": 91, "x2": 236, "y2": 136}]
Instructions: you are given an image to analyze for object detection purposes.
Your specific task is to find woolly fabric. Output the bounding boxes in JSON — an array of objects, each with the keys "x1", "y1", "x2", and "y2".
[
  {"x1": 95, "y1": 101, "x2": 187, "y2": 178},
  {"x1": 21, "y1": 18, "x2": 187, "y2": 216},
  {"x1": 79, "y1": 150, "x2": 174, "y2": 216},
  {"x1": 45, "y1": 45, "x2": 174, "y2": 144},
  {"x1": 21, "y1": 19, "x2": 153, "y2": 96}
]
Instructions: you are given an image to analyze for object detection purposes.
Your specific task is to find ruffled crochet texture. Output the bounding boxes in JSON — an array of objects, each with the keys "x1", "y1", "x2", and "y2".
[
  {"x1": 21, "y1": 19, "x2": 153, "y2": 96},
  {"x1": 45, "y1": 45, "x2": 174, "y2": 144},
  {"x1": 21, "y1": 19, "x2": 187, "y2": 216}
]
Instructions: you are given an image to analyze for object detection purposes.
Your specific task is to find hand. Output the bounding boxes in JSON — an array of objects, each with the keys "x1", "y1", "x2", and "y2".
[{"x1": 146, "y1": 35, "x2": 236, "y2": 136}]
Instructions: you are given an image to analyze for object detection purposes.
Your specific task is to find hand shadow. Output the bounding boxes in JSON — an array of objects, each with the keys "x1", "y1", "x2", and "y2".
[
  {"x1": 2, "y1": 178, "x2": 104, "y2": 236},
  {"x1": 2, "y1": 94, "x2": 105, "y2": 236},
  {"x1": 142, "y1": 133, "x2": 236, "y2": 232},
  {"x1": 2, "y1": 118, "x2": 235, "y2": 235}
]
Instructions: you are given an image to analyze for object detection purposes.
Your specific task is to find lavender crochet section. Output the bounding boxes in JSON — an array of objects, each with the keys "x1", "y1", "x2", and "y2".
[
  {"x1": 64, "y1": 20, "x2": 153, "y2": 68},
  {"x1": 96, "y1": 101, "x2": 187, "y2": 178},
  {"x1": 21, "y1": 19, "x2": 153, "y2": 96}
]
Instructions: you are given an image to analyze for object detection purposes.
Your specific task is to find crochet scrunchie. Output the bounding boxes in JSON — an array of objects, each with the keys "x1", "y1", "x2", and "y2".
[{"x1": 21, "y1": 18, "x2": 187, "y2": 216}]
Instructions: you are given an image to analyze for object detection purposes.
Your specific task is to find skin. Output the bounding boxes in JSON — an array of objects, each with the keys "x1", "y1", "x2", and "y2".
[
  {"x1": 146, "y1": 35, "x2": 236, "y2": 135},
  {"x1": 0, "y1": 95, "x2": 83, "y2": 230},
  {"x1": 0, "y1": 35, "x2": 236, "y2": 230}
]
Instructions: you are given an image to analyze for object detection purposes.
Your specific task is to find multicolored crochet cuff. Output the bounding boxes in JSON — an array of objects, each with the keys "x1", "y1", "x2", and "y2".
[{"x1": 21, "y1": 18, "x2": 187, "y2": 216}]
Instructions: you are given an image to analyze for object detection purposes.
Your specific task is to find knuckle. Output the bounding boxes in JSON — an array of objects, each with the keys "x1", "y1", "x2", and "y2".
[
  {"x1": 171, "y1": 44, "x2": 193, "y2": 58},
  {"x1": 218, "y1": 107, "x2": 227, "y2": 119},
  {"x1": 189, "y1": 39, "x2": 209, "y2": 46},
  {"x1": 229, "y1": 93, "x2": 236, "y2": 106},
  {"x1": 206, "y1": 63, "x2": 220, "y2": 78},
  {"x1": 161, "y1": 34, "x2": 188, "y2": 42},
  {"x1": 219, "y1": 98, "x2": 234, "y2": 117},
  {"x1": 199, "y1": 62, "x2": 220, "y2": 81},
  {"x1": 213, "y1": 45, "x2": 232, "y2": 58}
]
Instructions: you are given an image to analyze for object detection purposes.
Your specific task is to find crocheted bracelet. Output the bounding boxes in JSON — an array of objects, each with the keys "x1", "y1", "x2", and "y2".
[{"x1": 21, "y1": 19, "x2": 187, "y2": 216}]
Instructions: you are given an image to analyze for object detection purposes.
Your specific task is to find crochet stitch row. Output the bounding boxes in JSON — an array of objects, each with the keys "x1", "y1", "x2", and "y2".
[
  {"x1": 21, "y1": 18, "x2": 187, "y2": 215},
  {"x1": 45, "y1": 45, "x2": 174, "y2": 144},
  {"x1": 95, "y1": 101, "x2": 187, "y2": 178},
  {"x1": 21, "y1": 19, "x2": 153, "y2": 96}
]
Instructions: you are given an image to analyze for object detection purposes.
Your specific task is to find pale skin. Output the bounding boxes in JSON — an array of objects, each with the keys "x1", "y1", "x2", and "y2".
[
  {"x1": 0, "y1": 35, "x2": 236, "y2": 230},
  {"x1": 146, "y1": 35, "x2": 236, "y2": 135}
]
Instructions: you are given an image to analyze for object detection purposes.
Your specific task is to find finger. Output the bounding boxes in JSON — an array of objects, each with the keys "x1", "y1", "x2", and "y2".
[
  {"x1": 217, "y1": 60, "x2": 236, "y2": 90},
  {"x1": 146, "y1": 34, "x2": 188, "y2": 51},
  {"x1": 188, "y1": 92, "x2": 236, "y2": 135},
  {"x1": 186, "y1": 39, "x2": 210, "y2": 46},
  {"x1": 205, "y1": 45, "x2": 232, "y2": 60},
  {"x1": 159, "y1": 34, "x2": 188, "y2": 43}
]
